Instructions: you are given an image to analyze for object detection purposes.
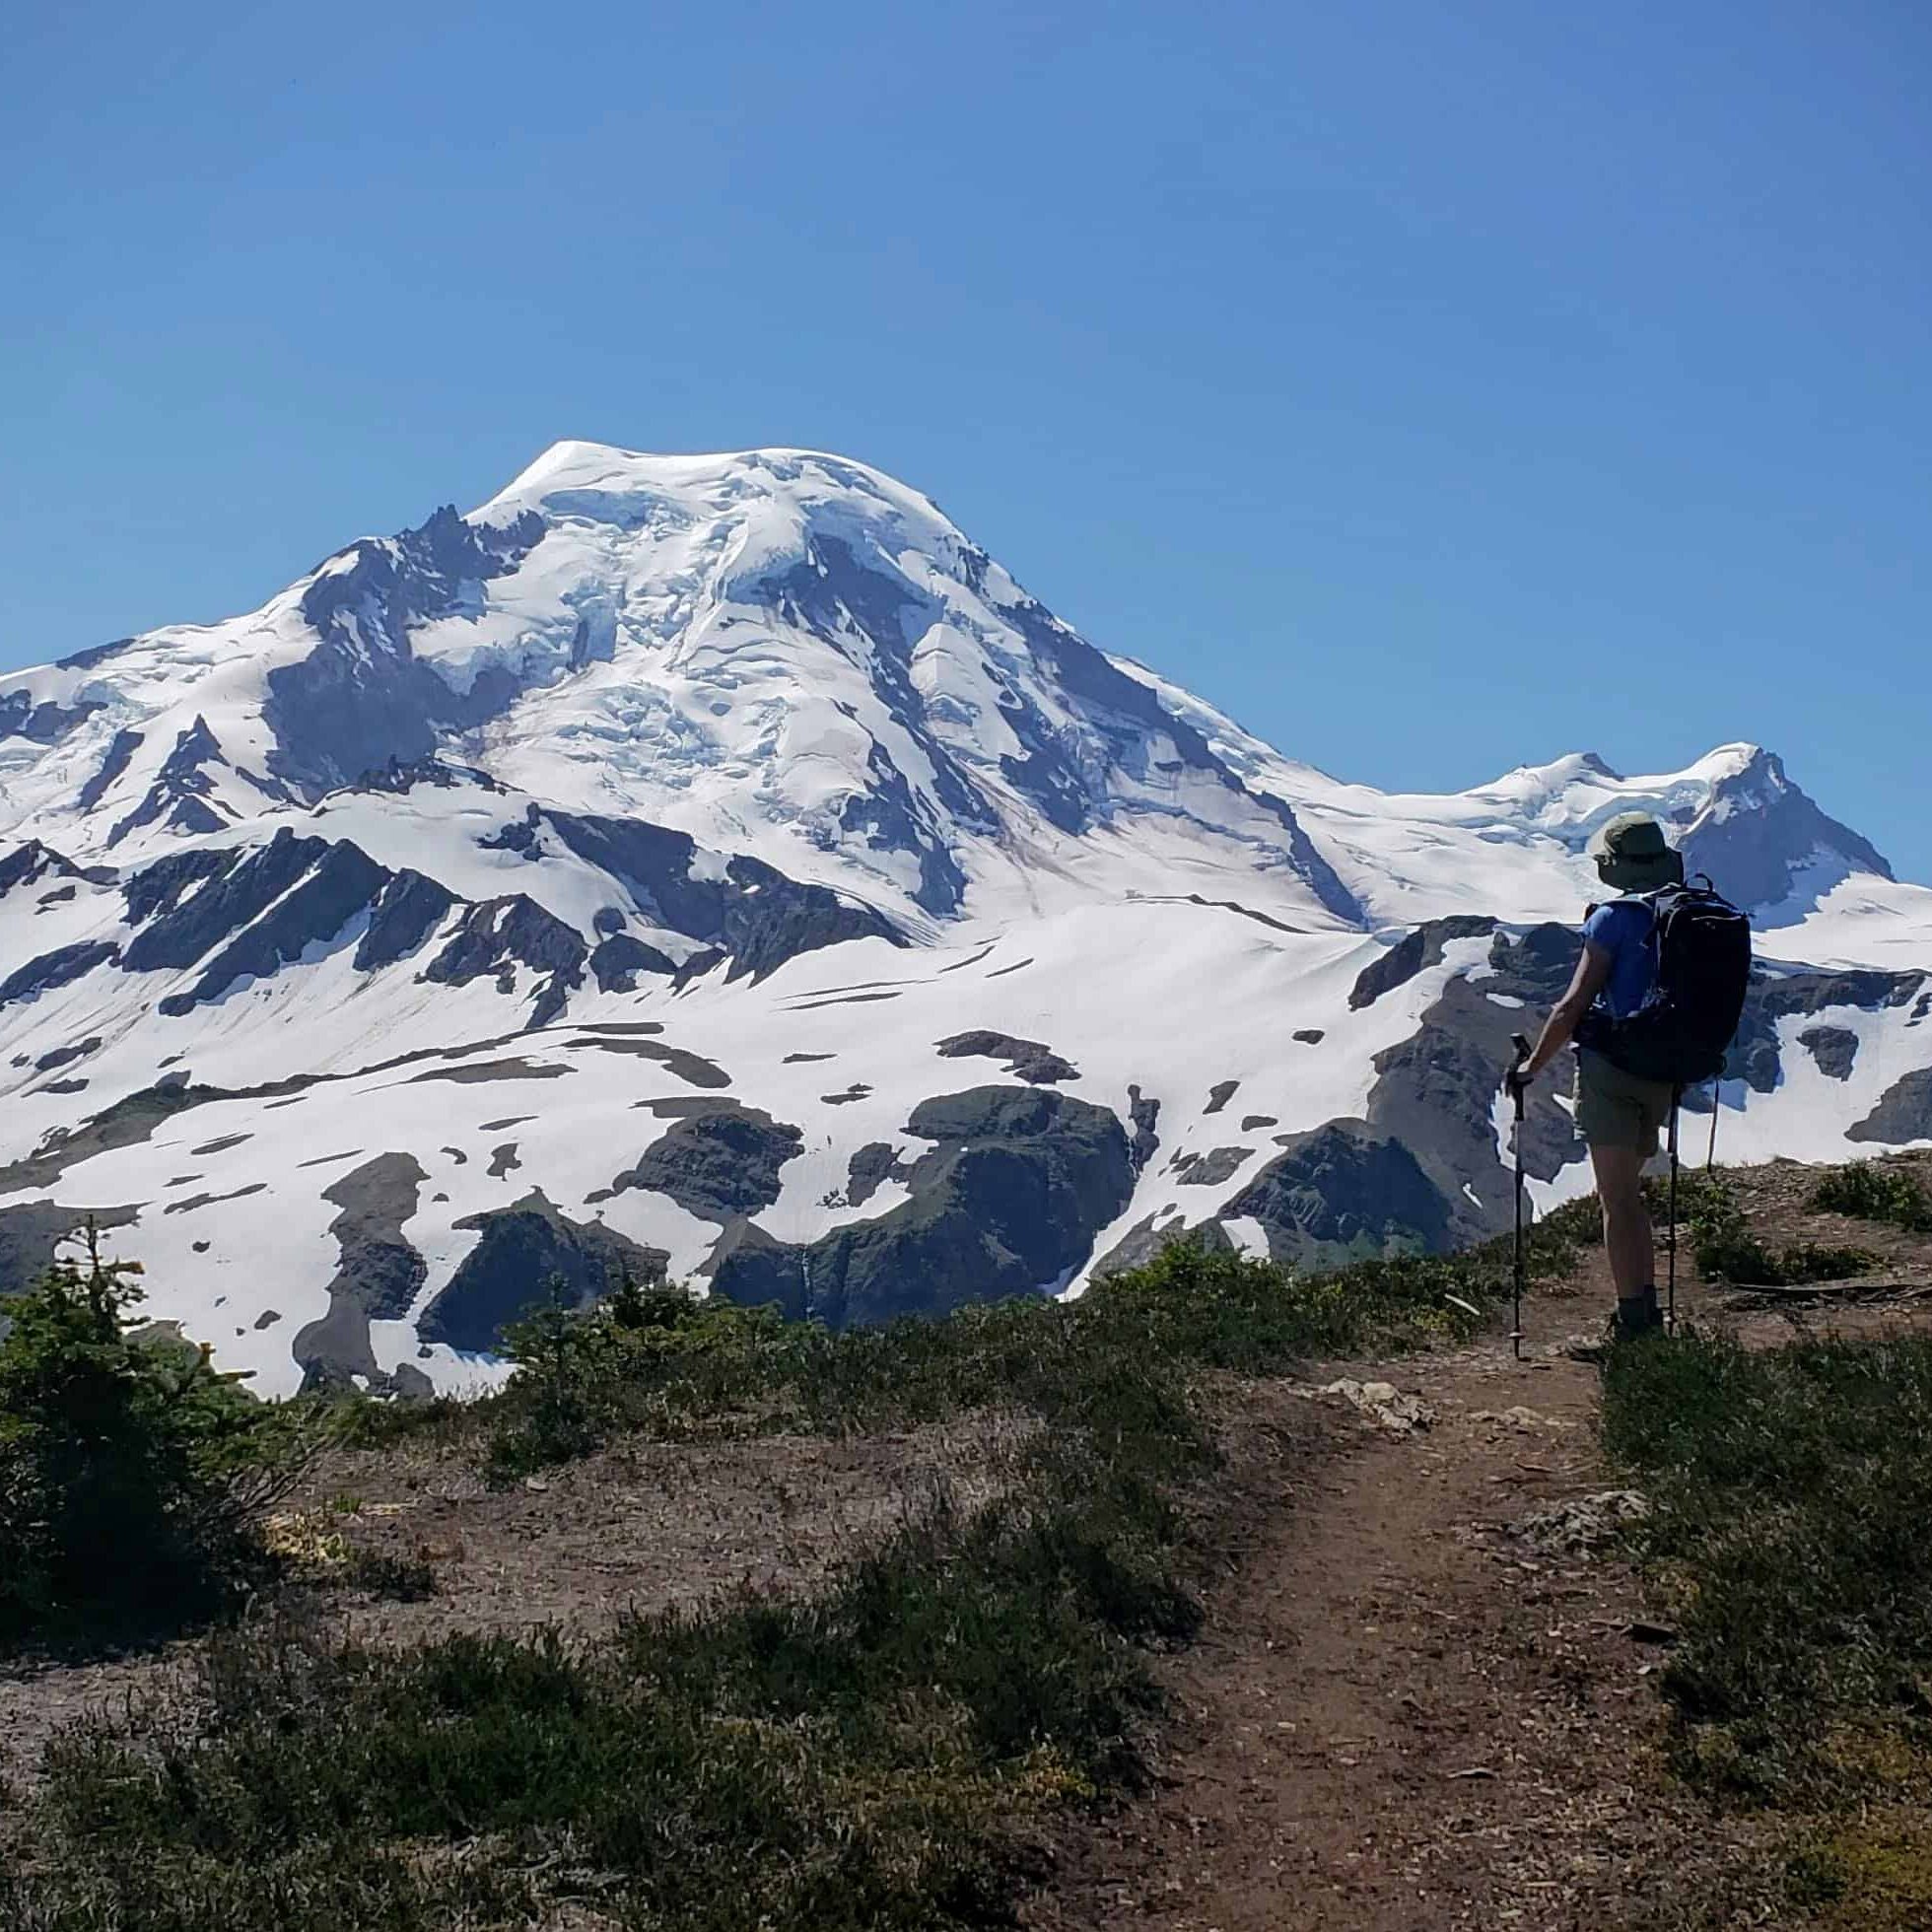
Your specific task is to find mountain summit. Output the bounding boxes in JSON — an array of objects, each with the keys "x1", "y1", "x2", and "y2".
[
  {"x1": 2, "y1": 443, "x2": 1362, "y2": 932},
  {"x1": 3, "y1": 445, "x2": 1928, "y2": 1395}
]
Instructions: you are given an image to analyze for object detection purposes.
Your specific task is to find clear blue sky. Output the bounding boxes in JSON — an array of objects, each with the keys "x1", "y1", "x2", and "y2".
[{"x1": 4, "y1": 1, "x2": 1927, "y2": 879}]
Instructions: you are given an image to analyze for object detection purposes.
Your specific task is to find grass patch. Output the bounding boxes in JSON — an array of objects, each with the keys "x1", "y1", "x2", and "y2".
[
  {"x1": 456, "y1": 1197, "x2": 1606, "y2": 1481},
  {"x1": 1788, "y1": 1814, "x2": 1932, "y2": 1930},
  {"x1": 1604, "y1": 1329, "x2": 1932, "y2": 1806},
  {"x1": 1810, "y1": 1161, "x2": 1932, "y2": 1234},
  {"x1": 1, "y1": 1215, "x2": 1597, "y2": 1928}
]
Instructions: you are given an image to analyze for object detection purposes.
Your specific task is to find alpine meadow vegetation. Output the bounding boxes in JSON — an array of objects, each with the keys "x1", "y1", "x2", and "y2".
[{"x1": 0, "y1": 1212, "x2": 1599, "y2": 1929}]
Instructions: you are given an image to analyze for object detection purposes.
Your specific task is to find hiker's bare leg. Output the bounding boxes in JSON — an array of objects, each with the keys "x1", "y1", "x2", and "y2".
[{"x1": 1590, "y1": 1142, "x2": 1653, "y2": 1298}]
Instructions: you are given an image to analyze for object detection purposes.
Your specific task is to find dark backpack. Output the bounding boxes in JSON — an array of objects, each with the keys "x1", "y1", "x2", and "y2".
[{"x1": 1581, "y1": 876, "x2": 1752, "y2": 1087}]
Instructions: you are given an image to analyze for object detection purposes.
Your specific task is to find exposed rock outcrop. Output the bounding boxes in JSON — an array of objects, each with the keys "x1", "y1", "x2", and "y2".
[
  {"x1": 293, "y1": 1154, "x2": 429, "y2": 1390},
  {"x1": 1680, "y1": 746, "x2": 1893, "y2": 912},
  {"x1": 354, "y1": 869, "x2": 457, "y2": 971},
  {"x1": 711, "y1": 1085, "x2": 1134, "y2": 1328},
  {"x1": 1348, "y1": 916, "x2": 1498, "y2": 1011},
  {"x1": 34, "y1": 1037, "x2": 103, "y2": 1073},
  {"x1": 1798, "y1": 1026, "x2": 1859, "y2": 1081},
  {"x1": 1849, "y1": 1070, "x2": 1932, "y2": 1148},
  {"x1": 0, "y1": 840, "x2": 103, "y2": 901},
  {"x1": 1126, "y1": 1084, "x2": 1160, "y2": 1171},
  {"x1": 1172, "y1": 1146, "x2": 1252, "y2": 1187},
  {"x1": 847, "y1": 1140, "x2": 914, "y2": 1208},
  {"x1": 0, "y1": 690, "x2": 104, "y2": 746},
  {"x1": 107, "y1": 716, "x2": 232, "y2": 847},
  {"x1": 545, "y1": 809, "x2": 904, "y2": 982},
  {"x1": 156, "y1": 836, "x2": 389, "y2": 1014},
  {"x1": 114, "y1": 829, "x2": 395, "y2": 1017},
  {"x1": 0, "y1": 1076, "x2": 251, "y2": 1195},
  {"x1": 418, "y1": 1191, "x2": 667, "y2": 1352},
  {"x1": 0, "y1": 939, "x2": 120, "y2": 1008},
  {"x1": 0, "y1": 1202, "x2": 142, "y2": 1298},
  {"x1": 1219, "y1": 1119, "x2": 1452, "y2": 1268},
  {"x1": 588, "y1": 933, "x2": 678, "y2": 992},
  {"x1": 1365, "y1": 969, "x2": 1581, "y2": 1245},
  {"x1": 263, "y1": 504, "x2": 550, "y2": 796},
  {"x1": 1718, "y1": 967, "x2": 1926, "y2": 1096},
  {"x1": 936, "y1": 1030, "x2": 1078, "y2": 1085},
  {"x1": 593, "y1": 1107, "x2": 803, "y2": 1222},
  {"x1": 422, "y1": 894, "x2": 587, "y2": 1028}
]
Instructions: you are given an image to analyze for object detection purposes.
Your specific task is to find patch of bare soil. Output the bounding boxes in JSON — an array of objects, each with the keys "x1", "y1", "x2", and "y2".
[
  {"x1": 299, "y1": 1407, "x2": 1037, "y2": 1646},
  {"x1": 0, "y1": 1408, "x2": 1034, "y2": 1800},
  {"x1": 0, "y1": 1642, "x2": 201, "y2": 1810},
  {"x1": 9, "y1": 1152, "x2": 1931, "y2": 1922}
]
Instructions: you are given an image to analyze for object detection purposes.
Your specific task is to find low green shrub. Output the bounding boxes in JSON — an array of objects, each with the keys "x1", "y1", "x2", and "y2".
[
  {"x1": 481, "y1": 1276, "x2": 789, "y2": 1481},
  {"x1": 458, "y1": 1199, "x2": 1599, "y2": 1482},
  {"x1": 0, "y1": 1198, "x2": 1600, "y2": 1928},
  {"x1": 1660, "y1": 1169, "x2": 1878, "y2": 1286},
  {"x1": 1810, "y1": 1160, "x2": 1932, "y2": 1234},
  {"x1": 3, "y1": 1278, "x2": 1213, "y2": 1928}
]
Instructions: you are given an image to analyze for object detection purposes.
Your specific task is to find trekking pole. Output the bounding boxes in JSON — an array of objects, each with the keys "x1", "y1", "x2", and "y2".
[
  {"x1": 1667, "y1": 1087, "x2": 1683, "y2": 1335},
  {"x1": 1510, "y1": 1033, "x2": 1530, "y2": 1362},
  {"x1": 1705, "y1": 1084, "x2": 1719, "y2": 1172}
]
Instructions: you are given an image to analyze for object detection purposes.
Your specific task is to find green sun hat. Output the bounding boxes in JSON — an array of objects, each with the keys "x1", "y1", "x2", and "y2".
[{"x1": 1591, "y1": 811, "x2": 1686, "y2": 892}]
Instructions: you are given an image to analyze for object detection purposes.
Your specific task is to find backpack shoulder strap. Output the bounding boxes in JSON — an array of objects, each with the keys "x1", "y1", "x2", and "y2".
[{"x1": 1615, "y1": 889, "x2": 1668, "y2": 926}]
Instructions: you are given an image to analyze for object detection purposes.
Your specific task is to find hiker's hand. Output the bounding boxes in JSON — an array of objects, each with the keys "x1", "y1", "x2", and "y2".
[{"x1": 1504, "y1": 1063, "x2": 1534, "y2": 1098}]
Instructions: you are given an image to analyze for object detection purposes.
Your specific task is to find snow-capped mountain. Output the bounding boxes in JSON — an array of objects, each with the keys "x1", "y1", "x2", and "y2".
[
  {"x1": 1, "y1": 444, "x2": 1359, "y2": 932},
  {"x1": 3, "y1": 443, "x2": 1929, "y2": 1395}
]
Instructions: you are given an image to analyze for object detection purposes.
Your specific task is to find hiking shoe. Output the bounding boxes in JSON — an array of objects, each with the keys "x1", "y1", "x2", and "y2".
[
  {"x1": 1564, "y1": 1292, "x2": 1665, "y2": 1363},
  {"x1": 1563, "y1": 1326, "x2": 1616, "y2": 1365}
]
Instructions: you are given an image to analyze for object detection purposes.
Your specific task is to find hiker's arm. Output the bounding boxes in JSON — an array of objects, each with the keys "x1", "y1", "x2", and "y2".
[{"x1": 1515, "y1": 942, "x2": 1614, "y2": 1082}]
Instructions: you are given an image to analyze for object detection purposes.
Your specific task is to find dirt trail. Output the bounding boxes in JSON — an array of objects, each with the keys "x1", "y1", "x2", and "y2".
[
  {"x1": 1030, "y1": 1253, "x2": 1779, "y2": 1932},
  {"x1": 1034, "y1": 1150, "x2": 1932, "y2": 1932}
]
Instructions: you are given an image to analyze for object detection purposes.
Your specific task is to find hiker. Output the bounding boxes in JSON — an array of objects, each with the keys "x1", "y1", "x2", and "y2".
[{"x1": 1504, "y1": 814, "x2": 1749, "y2": 1344}]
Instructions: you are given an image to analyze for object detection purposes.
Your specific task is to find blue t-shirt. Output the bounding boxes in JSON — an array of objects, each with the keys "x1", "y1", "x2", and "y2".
[{"x1": 1582, "y1": 898, "x2": 1658, "y2": 1022}]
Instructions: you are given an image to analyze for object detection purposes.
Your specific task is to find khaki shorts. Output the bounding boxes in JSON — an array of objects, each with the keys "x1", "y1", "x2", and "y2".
[{"x1": 1574, "y1": 1049, "x2": 1675, "y2": 1155}]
